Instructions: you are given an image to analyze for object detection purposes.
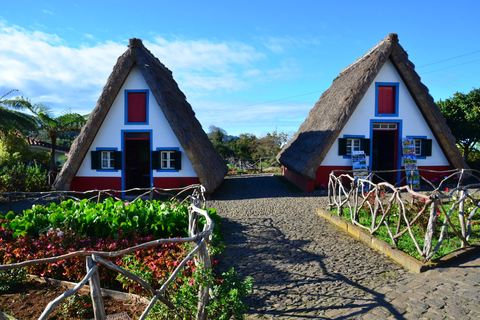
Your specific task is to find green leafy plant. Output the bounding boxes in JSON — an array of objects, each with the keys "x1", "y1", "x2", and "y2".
[
  {"x1": 59, "y1": 293, "x2": 93, "y2": 318},
  {"x1": 146, "y1": 265, "x2": 253, "y2": 320},
  {"x1": 0, "y1": 267, "x2": 27, "y2": 293},
  {"x1": 0, "y1": 162, "x2": 51, "y2": 193},
  {"x1": 3, "y1": 198, "x2": 220, "y2": 240}
]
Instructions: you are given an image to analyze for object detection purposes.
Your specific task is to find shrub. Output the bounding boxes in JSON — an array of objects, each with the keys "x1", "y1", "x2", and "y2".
[
  {"x1": 59, "y1": 293, "x2": 93, "y2": 318},
  {"x1": 146, "y1": 265, "x2": 253, "y2": 320},
  {"x1": 0, "y1": 162, "x2": 51, "y2": 193}
]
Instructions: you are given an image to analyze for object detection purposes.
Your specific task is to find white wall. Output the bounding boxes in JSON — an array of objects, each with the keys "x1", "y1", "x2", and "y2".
[
  {"x1": 322, "y1": 59, "x2": 449, "y2": 167},
  {"x1": 76, "y1": 66, "x2": 197, "y2": 177}
]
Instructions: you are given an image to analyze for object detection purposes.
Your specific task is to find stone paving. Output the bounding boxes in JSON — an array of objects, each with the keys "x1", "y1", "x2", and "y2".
[{"x1": 210, "y1": 174, "x2": 480, "y2": 319}]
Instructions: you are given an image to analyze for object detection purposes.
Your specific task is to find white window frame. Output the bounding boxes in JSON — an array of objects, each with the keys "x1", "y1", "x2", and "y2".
[
  {"x1": 101, "y1": 151, "x2": 115, "y2": 169},
  {"x1": 413, "y1": 139, "x2": 422, "y2": 156},
  {"x1": 161, "y1": 150, "x2": 176, "y2": 170},
  {"x1": 346, "y1": 138, "x2": 361, "y2": 156}
]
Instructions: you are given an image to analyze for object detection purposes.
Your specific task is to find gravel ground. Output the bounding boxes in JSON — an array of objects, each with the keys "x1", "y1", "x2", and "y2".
[{"x1": 210, "y1": 173, "x2": 410, "y2": 319}]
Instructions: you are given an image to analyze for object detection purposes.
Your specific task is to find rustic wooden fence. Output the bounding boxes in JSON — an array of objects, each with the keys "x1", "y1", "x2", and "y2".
[
  {"x1": 327, "y1": 169, "x2": 480, "y2": 262},
  {"x1": 0, "y1": 185, "x2": 213, "y2": 320},
  {"x1": 224, "y1": 157, "x2": 279, "y2": 172}
]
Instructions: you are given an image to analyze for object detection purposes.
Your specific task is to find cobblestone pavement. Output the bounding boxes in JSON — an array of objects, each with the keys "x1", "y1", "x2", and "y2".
[{"x1": 210, "y1": 174, "x2": 480, "y2": 319}]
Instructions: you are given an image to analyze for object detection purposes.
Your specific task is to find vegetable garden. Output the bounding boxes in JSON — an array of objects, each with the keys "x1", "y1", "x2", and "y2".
[{"x1": 0, "y1": 185, "x2": 252, "y2": 320}]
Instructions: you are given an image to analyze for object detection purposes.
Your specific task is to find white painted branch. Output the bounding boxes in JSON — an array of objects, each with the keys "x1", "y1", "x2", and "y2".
[
  {"x1": 38, "y1": 265, "x2": 98, "y2": 320},
  {"x1": 87, "y1": 257, "x2": 106, "y2": 320}
]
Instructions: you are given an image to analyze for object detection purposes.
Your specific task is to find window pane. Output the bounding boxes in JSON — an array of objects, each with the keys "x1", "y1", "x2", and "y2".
[
  {"x1": 414, "y1": 139, "x2": 422, "y2": 155},
  {"x1": 101, "y1": 151, "x2": 114, "y2": 169}
]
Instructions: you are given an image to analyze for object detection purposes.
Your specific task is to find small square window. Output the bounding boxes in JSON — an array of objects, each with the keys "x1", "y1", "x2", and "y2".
[
  {"x1": 101, "y1": 151, "x2": 115, "y2": 169},
  {"x1": 346, "y1": 138, "x2": 361, "y2": 156},
  {"x1": 161, "y1": 151, "x2": 176, "y2": 169},
  {"x1": 414, "y1": 139, "x2": 422, "y2": 156}
]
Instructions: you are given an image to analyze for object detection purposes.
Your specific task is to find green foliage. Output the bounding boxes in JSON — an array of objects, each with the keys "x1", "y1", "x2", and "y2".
[
  {"x1": 146, "y1": 265, "x2": 253, "y2": 320},
  {"x1": 208, "y1": 125, "x2": 291, "y2": 161},
  {"x1": 0, "y1": 268, "x2": 27, "y2": 293},
  {"x1": 59, "y1": 293, "x2": 93, "y2": 318},
  {"x1": 437, "y1": 88, "x2": 480, "y2": 160},
  {"x1": 2, "y1": 97, "x2": 87, "y2": 171},
  {"x1": 0, "y1": 162, "x2": 51, "y2": 193},
  {"x1": 3, "y1": 198, "x2": 219, "y2": 240},
  {"x1": 335, "y1": 193, "x2": 480, "y2": 261},
  {"x1": 0, "y1": 90, "x2": 37, "y2": 135},
  {"x1": 0, "y1": 133, "x2": 51, "y2": 168}
]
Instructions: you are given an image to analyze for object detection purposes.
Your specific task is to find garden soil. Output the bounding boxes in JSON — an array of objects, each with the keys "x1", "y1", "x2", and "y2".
[{"x1": 0, "y1": 279, "x2": 147, "y2": 319}]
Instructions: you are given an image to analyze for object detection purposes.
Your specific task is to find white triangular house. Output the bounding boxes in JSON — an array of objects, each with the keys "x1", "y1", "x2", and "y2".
[
  {"x1": 55, "y1": 38, "x2": 227, "y2": 194},
  {"x1": 277, "y1": 33, "x2": 468, "y2": 193}
]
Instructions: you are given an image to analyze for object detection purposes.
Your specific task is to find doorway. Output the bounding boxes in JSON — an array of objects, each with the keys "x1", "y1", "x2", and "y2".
[
  {"x1": 371, "y1": 123, "x2": 398, "y2": 184},
  {"x1": 124, "y1": 132, "x2": 151, "y2": 190}
]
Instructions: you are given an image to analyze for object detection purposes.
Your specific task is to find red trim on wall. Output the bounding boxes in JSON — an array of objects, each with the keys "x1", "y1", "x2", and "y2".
[
  {"x1": 283, "y1": 164, "x2": 454, "y2": 194},
  {"x1": 70, "y1": 176, "x2": 201, "y2": 192},
  {"x1": 314, "y1": 165, "x2": 352, "y2": 188},
  {"x1": 70, "y1": 177, "x2": 122, "y2": 192},
  {"x1": 152, "y1": 177, "x2": 200, "y2": 189},
  {"x1": 282, "y1": 167, "x2": 314, "y2": 193}
]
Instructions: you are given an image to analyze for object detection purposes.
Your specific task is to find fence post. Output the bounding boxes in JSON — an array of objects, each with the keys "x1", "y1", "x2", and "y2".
[
  {"x1": 260, "y1": 158, "x2": 262, "y2": 172},
  {"x1": 459, "y1": 190, "x2": 467, "y2": 247},
  {"x1": 87, "y1": 256, "x2": 106, "y2": 320},
  {"x1": 423, "y1": 197, "x2": 438, "y2": 258},
  {"x1": 195, "y1": 240, "x2": 212, "y2": 320}
]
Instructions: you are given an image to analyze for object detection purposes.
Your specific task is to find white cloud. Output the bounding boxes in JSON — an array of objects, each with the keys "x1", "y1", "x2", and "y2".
[
  {"x1": 0, "y1": 23, "x2": 124, "y2": 112},
  {"x1": 0, "y1": 22, "x2": 300, "y2": 123}
]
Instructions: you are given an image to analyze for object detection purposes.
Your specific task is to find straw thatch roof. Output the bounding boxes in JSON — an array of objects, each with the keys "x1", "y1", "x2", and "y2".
[
  {"x1": 277, "y1": 33, "x2": 468, "y2": 180},
  {"x1": 54, "y1": 38, "x2": 227, "y2": 193}
]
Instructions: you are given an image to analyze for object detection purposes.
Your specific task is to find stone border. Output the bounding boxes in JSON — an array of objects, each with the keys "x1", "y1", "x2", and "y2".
[{"x1": 317, "y1": 208, "x2": 480, "y2": 273}]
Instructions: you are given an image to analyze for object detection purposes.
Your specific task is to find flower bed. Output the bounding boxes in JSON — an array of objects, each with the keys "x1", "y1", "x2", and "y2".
[{"x1": 0, "y1": 197, "x2": 252, "y2": 319}]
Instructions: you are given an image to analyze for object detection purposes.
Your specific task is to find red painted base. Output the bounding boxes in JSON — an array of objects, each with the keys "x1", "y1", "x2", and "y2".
[
  {"x1": 69, "y1": 176, "x2": 201, "y2": 192},
  {"x1": 282, "y1": 165, "x2": 454, "y2": 193}
]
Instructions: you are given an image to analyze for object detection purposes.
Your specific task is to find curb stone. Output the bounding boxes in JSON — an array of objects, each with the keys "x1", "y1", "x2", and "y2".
[{"x1": 317, "y1": 208, "x2": 480, "y2": 273}]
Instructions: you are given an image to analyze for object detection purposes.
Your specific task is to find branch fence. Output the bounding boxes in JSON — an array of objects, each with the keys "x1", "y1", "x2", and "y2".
[
  {"x1": 224, "y1": 156, "x2": 279, "y2": 172},
  {"x1": 327, "y1": 168, "x2": 480, "y2": 262},
  {"x1": 0, "y1": 185, "x2": 213, "y2": 320}
]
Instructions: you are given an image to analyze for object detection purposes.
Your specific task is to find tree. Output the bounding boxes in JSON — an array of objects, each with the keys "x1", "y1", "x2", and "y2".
[
  {"x1": 437, "y1": 88, "x2": 480, "y2": 161},
  {"x1": 0, "y1": 90, "x2": 37, "y2": 135},
  {"x1": 233, "y1": 133, "x2": 258, "y2": 159},
  {"x1": 3, "y1": 97, "x2": 87, "y2": 171},
  {"x1": 256, "y1": 131, "x2": 290, "y2": 158}
]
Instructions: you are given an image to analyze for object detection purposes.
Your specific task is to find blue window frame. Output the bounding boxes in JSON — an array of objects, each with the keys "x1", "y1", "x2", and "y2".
[
  {"x1": 92, "y1": 147, "x2": 121, "y2": 172},
  {"x1": 125, "y1": 90, "x2": 149, "y2": 125},
  {"x1": 152, "y1": 147, "x2": 181, "y2": 172},
  {"x1": 338, "y1": 135, "x2": 370, "y2": 159},
  {"x1": 406, "y1": 136, "x2": 432, "y2": 159}
]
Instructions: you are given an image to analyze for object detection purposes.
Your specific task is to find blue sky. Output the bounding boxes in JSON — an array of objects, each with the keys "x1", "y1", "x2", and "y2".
[{"x1": 1, "y1": 1, "x2": 479, "y2": 137}]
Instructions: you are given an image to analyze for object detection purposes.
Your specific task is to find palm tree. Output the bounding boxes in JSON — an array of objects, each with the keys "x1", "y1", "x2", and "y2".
[
  {"x1": 0, "y1": 90, "x2": 37, "y2": 135},
  {"x1": 3, "y1": 97, "x2": 87, "y2": 172}
]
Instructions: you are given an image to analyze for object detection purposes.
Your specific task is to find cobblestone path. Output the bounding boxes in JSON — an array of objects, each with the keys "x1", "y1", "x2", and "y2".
[
  {"x1": 210, "y1": 174, "x2": 410, "y2": 319},
  {"x1": 211, "y1": 174, "x2": 480, "y2": 319}
]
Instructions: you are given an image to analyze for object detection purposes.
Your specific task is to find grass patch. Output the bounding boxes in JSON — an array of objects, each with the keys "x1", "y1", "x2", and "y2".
[{"x1": 330, "y1": 200, "x2": 480, "y2": 261}]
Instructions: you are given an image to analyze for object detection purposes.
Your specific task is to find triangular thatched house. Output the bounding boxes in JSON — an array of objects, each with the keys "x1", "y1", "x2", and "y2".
[
  {"x1": 55, "y1": 38, "x2": 227, "y2": 194},
  {"x1": 277, "y1": 33, "x2": 468, "y2": 193}
]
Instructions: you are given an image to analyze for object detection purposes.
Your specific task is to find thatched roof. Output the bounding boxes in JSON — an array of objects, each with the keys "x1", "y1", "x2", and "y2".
[
  {"x1": 54, "y1": 38, "x2": 227, "y2": 193},
  {"x1": 277, "y1": 33, "x2": 468, "y2": 180}
]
